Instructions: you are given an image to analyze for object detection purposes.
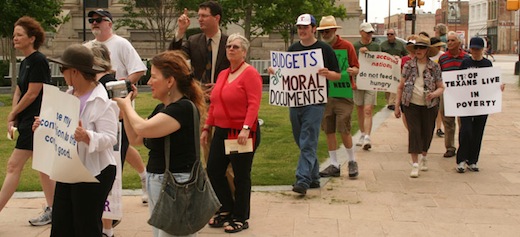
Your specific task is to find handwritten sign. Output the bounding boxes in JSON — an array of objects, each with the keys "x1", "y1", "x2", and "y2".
[
  {"x1": 33, "y1": 84, "x2": 98, "y2": 183},
  {"x1": 442, "y1": 67, "x2": 502, "y2": 116},
  {"x1": 103, "y1": 122, "x2": 123, "y2": 220},
  {"x1": 269, "y1": 49, "x2": 327, "y2": 107},
  {"x1": 328, "y1": 50, "x2": 353, "y2": 98},
  {"x1": 356, "y1": 51, "x2": 401, "y2": 92}
]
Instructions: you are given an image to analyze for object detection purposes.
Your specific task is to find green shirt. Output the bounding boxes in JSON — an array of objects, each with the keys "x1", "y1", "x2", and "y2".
[
  {"x1": 380, "y1": 40, "x2": 408, "y2": 57},
  {"x1": 353, "y1": 40, "x2": 381, "y2": 57}
]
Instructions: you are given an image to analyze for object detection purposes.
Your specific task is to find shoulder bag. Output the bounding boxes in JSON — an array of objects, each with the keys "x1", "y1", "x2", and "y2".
[{"x1": 148, "y1": 99, "x2": 221, "y2": 235}]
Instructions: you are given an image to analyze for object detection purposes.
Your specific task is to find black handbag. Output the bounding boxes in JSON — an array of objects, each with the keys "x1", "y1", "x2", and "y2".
[{"x1": 148, "y1": 100, "x2": 221, "y2": 235}]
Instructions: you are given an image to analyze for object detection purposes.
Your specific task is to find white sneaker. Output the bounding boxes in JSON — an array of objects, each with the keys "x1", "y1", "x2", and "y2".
[
  {"x1": 419, "y1": 156, "x2": 428, "y2": 171},
  {"x1": 356, "y1": 135, "x2": 365, "y2": 146},
  {"x1": 362, "y1": 136, "x2": 372, "y2": 150},
  {"x1": 141, "y1": 176, "x2": 148, "y2": 205},
  {"x1": 410, "y1": 163, "x2": 419, "y2": 178},
  {"x1": 29, "y1": 206, "x2": 52, "y2": 226},
  {"x1": 456, "y1": 162, "x2": 466, "y2": 173}
]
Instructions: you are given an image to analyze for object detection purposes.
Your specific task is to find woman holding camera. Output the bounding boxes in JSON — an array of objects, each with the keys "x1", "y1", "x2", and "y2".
[{"x1": 113, "y1": 50, "x2": 205, "y2": 237}]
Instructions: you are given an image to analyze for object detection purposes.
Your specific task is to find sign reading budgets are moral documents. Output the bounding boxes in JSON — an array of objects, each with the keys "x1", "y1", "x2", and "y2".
[
  {"x1": 442, "y1": 67, "x2": 502, "y2": 117},
  {"x1": 269, "y1": 49, "x2": 327, "y2": 107},
  {"x1": 356, "y1": 51, "x2": 401, "y2": 93},
  {"x1": 33, "y1": 84, "x2": 98, "y2": 183}
]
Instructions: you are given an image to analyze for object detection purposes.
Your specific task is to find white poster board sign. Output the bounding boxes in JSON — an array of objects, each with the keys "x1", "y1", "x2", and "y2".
[
  {"x1": 356, "y1": 51, "x2": 401, "y2": 93},
  {"x1": 103, "y1": 122, "x2": 122, "y2": 220},
  {"x1": 33, "y1": 84, "x2": 98, "y2": 183},
  {"x1": 442, "y1": 67, "x2": 502, "y2": 116},
  {"x1": 269, "y1": 49, "x2": 327, "y2": 107}
]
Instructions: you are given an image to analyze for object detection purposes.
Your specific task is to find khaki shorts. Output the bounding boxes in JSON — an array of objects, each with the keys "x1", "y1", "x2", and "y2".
[
  {"x1": 321, "y1": 97, "x2": 354, "y2": 134},
  {"x1": 353, "y1": 90, "x2": 377, "y2": 106}
]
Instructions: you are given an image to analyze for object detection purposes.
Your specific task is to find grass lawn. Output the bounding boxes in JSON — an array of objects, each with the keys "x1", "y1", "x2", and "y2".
[{"x1": 0, "y1": 91, "x2": 386, "y2": 190}]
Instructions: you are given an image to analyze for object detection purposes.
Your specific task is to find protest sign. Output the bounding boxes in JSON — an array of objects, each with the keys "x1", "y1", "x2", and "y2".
[
  {"x1": 33, "y1": 84, "x2": 98, "y2": 183},
  {"x1": 103, "y1": 122, "x2": 123, "y2": 220},
  {"x1": 269, "y1": 49, "x2": 327, "y2": 107},
  {"x1": 442, "y1": 67, "x2": 502, "y2": 116},
  {"x1": 356, "y1": 51, "x2": 401, "y2": 92},
  {"x1": 328, "y1": 49, "x2": 353, "y2": 98}
]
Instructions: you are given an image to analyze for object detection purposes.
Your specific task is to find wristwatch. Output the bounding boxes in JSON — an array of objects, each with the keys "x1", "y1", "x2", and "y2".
[{"x1": 242, "y1": 125, "x2": 250, "y2": 130}]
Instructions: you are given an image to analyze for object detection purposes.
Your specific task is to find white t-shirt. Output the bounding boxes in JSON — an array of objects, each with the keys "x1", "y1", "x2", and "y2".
[{"x1": 86, "y1": 35, "x2": 147, "y2": 80}]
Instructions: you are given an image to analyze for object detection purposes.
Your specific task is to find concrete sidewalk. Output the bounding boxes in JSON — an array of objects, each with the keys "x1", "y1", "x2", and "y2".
[{"x1": 1, "y1": 55, "x2": 520, "y2": 236}]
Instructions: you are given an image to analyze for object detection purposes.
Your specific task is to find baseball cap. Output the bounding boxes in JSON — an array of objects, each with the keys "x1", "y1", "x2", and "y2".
[
  {"x1": 296, "y1": 14, "x2": 316, "y2": 26},
  {"x1": 88, "y1": 9, "x2": 113, "y2": 22},
  {"x1": 469, "y1": 37, "x2": 485, "y2": 49},
  {"x1": 359, "y1": 22, "x2": 375, "y2": 33}
]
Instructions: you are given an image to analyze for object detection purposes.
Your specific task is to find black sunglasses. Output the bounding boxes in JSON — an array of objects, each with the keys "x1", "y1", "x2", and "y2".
[
  {"x1": 88, "y1": 18, "x2": 110, "y2": 24},
  {"x1": 320, "y1": 29, "x2": 331, "y2": 34},
  {"x1": 414, "y1": 45, "x2": 428, "y2": 50},
  {"x1": 59, "y1": 66, "x2": 69, "y2": 73},
  {"x1": 225, "y1": 44, "x2": 241, "y2": 50},
  {"x1": 387, "y1": 33, "x2": 394, "y2": 36}
]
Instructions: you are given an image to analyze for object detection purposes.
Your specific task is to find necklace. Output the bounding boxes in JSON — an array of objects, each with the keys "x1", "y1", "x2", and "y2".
[{"x1": 230, "y1": 61, "x2": 245, "y2": 74}]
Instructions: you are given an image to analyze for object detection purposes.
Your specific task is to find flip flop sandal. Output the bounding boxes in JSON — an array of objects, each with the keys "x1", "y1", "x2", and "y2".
[
  {"x1": 224, "y1": 220, "x2": 249, "y2": 233},
  {"x1": 208, "y1": 213, "x2": 231, "y2": 228}
]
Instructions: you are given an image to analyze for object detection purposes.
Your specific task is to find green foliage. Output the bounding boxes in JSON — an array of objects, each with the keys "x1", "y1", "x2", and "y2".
[
  {"x1": 0, "y1": 0, "x2": 63, "y2": 38},
  {"x1": 116, "y1": 0, "x2": 198, "y2": 51}
]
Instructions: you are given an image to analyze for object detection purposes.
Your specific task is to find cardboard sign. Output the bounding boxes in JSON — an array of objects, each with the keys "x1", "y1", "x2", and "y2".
[
  {"x1": 328, "y1": 50, "x2": 353, "y2": 98},
  {"x1": 33, "y1": 84, "x2": 98, "y2": 183},
  {"x1": 269, "y1": 49, "x2": 327, "y2": 107},
  {"x1": 442, "y1": 67, "x2": 502, "y2": 116},
  {"x1": 356, "y1": 51, "x2": 401, "y2": 92}
]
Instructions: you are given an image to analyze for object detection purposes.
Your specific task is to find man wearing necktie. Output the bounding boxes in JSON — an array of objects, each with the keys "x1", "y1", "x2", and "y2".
[{"x1": 168, "y1": 1, "x2": 233, "y2": 191}]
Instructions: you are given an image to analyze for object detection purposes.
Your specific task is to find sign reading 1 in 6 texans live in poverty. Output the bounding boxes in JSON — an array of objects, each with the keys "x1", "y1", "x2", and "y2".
[
  {"x1": 356, "y1": 51, "x2": 401, "y2": 93},
  {"x1": 269, "y1": 49, "x2": 326, "y2": 107},
  {"x1": 442, "y1": 67, "x2": 502, "y2": 117}
]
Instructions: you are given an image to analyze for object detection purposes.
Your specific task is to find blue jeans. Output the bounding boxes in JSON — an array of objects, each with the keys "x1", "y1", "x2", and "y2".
[
  {"x1": 147, "y1": 172, "x2": 197, "y2": 237},
  {"x1": 290, "y1": 104, "x2": 325, "y2": 188}
]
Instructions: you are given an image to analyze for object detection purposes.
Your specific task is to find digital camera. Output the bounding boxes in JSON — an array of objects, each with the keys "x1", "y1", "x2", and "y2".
[{"x1": 106, "y1": 80, "x2": 132, "y2": 98}]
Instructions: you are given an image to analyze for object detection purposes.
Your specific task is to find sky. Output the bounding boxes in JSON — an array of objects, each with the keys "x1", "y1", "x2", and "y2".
[{"x1": 359, "y1": 0, "x2": 442, "y2": 23}]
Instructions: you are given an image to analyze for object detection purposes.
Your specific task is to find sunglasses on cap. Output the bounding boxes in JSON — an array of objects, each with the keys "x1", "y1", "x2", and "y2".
[
  {"x1": 414, "y1": 45, "x2": 428, "y2": 50},
  {"x1": 88, "y1": 18, "x2": 111, "y2": 24}
]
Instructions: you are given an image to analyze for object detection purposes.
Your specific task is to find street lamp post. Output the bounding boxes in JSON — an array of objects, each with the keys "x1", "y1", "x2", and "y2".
[{"x1": 83, "y1": 0, "x2": 86, "y2": 42}]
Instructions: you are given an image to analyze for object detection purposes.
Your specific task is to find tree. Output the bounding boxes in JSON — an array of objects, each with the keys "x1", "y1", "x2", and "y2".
[
  {"x1": 221, "y1": 0, "x2": 347, "y2": 50},
  {"x1": 0, "y1": 0, "x2": 63, "y2": 92},
  {"x1": 116, "y1": 0, "x2": 199, "y2": 53}
]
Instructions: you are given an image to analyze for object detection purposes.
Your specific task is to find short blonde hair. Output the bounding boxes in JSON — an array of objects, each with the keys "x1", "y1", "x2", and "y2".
[{"x1": 89, "y1": 42, "x2": 112, "y2": 73}]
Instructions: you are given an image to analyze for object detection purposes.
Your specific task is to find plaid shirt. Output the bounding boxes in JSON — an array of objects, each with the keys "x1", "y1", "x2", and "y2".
[{"x1": 401, "y1": 57, "x2": 442, "y2": 108}]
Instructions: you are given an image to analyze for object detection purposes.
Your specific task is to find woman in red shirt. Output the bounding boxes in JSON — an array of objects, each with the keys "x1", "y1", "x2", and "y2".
[{"x1": 201, "y1": 33, "x2": 262, "y2": 233}]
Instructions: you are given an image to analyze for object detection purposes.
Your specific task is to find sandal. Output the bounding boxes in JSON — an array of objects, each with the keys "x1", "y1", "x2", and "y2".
[
  {"x1": 224, "y1": 220, "x2": 249, "y2": 233},
  {"x1": 208, "y1": 212, "x2": 231, "y2": 228}
]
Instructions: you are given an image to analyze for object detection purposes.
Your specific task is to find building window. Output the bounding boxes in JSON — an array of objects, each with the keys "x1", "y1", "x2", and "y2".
[{"x1": 85, "y1": 0, "x2": 108, "y2": 8}]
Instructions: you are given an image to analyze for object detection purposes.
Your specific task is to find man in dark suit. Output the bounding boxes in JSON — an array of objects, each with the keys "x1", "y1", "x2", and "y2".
[{"x1": 168, "y1": 1, "x2": 230, "y2": 93}]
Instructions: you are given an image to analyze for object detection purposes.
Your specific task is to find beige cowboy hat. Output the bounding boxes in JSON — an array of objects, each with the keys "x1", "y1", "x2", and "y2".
[
  {"x1": 405, "y1": 35, "x2": 440, "y2": 58},
  {"x1": 317, "y1": 16, "x2": 342, "y2": 31}
]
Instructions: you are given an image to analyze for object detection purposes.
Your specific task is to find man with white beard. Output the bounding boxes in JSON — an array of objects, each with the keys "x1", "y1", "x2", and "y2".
[{"x1": 316, "y1": 16, "x2": 360, "y2": 178}]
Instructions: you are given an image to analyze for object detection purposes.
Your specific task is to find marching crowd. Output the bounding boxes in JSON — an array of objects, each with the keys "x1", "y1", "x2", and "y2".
[{"x1": 1, "y1": 1, "x2": 504, "y2": 236}]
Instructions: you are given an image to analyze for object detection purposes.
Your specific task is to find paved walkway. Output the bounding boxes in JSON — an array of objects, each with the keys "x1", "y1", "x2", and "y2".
[{"x1": 1, "y1": 55, "x2": 520, "y2": 236}]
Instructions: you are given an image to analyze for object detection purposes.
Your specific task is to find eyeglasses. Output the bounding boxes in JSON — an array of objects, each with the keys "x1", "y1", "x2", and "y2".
[
  {"x1": 320, "y1": 29, "x2": 331, "y2": 34},
  {"x1": 414, "y1": 45, "x2": 428, "y2": 50},
  {"x1": 387, "y1": 33, "x2": 394, "y2": 36},
  {"x1": 59, "y1": 66, "x2": 69, "y2": 73},
  {"x1": 88, "y1": 18, "x2": 110, "y2": 24},
  {"x1": 225, "y1": 44, "x2": 241, "y2": 50}
]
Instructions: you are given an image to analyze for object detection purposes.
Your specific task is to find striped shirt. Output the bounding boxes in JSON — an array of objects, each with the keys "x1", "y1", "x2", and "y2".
[{"x1": 438, "y1": 50, "x2": 470, "y2": 71}]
